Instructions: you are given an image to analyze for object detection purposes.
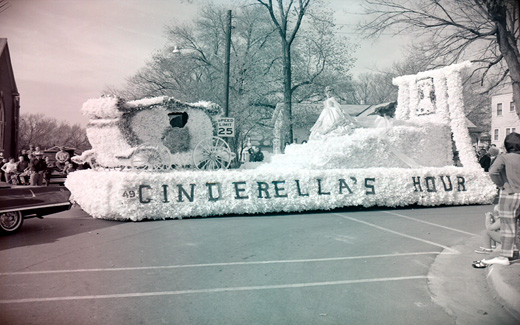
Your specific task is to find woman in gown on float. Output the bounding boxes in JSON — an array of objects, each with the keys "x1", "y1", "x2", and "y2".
[{"x1": 310, "y1": 86, "x2": 357, "y2": 140}]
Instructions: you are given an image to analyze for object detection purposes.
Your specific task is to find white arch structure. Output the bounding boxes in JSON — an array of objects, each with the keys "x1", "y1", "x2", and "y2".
[{"x1": 393, "y1": 61, "x2": 478, "y2": 169}]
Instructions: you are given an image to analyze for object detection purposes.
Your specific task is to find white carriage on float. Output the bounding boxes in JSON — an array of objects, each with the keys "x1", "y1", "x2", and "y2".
[{"x1": 73, "y1": 96, "x2": 234, "y2": 171}]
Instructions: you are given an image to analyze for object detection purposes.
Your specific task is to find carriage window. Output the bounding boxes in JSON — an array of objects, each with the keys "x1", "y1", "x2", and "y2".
[{"x1": 168, "y1": 112, "x2": 189, "y2": 128}]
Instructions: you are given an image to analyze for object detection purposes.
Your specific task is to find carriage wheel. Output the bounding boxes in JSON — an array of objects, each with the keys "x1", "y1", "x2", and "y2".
[
  {"x1": 193, "y1": 137, "x2": 232, "y2": 170},
  {"x1": 130, "y1": 146, "x2": 171, "y2": 171}
]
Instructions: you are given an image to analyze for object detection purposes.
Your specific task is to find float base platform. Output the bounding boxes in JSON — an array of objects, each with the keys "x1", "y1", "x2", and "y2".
[{"x1": 66, "y1": 167, "x2": 496, "y2": 221}]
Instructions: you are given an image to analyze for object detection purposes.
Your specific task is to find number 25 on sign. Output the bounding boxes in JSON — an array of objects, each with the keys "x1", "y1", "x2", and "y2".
[{"x1": 217, "y1": 117, "x2": 235, "y2": 137}]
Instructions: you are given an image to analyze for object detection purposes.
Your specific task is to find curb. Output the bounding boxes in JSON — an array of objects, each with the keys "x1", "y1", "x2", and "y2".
[
  {"x1": 428, "y1": 235, "x2": 518, "y2": 324},
  {"x1": 428, "y1": 235, "x2": 520, "y2": 325},
  {"x1": 486, "y1": 263, "x2": 520, "y2": 321}
]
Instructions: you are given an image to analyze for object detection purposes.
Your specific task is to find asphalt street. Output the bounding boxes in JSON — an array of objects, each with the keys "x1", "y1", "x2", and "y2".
[{"x1": 0, "y1": 204, "x2": 517, "y2": 324}]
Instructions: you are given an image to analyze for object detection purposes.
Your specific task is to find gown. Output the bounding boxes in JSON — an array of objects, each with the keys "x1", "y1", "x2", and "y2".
[{"x1": 309, "y1": 97, "x2": 354, "y2": 140}]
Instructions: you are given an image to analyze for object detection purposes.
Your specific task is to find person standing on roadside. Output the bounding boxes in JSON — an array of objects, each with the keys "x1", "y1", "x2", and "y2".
[
  {"x1": 43, "y1": 156, "x2": 55, "y2": 185},
  {"x1": 29, "y1": 153, "x2": 47, "y2": 186},
  {"x1": 20, "y1": 149, "x2": 29, "y2": 162},
  {"x1": 0, "y1": 157, "x2": 7, "y2": 182},
  {"x1": 483, "y1": 132, "x2": 520, "y2": 266},
  {"x1": 55, "y1": 147, "x2": 70, "y2": 171},
  {"x1": 26, "y1": 144, "x2": 35, "y2": 157},
  {"x1": 28, "y1": 154, "x2": 38, "y2": 185},
  {"x1": 488, "y1": 146, "x2": 500, "y2": 167},
  {"x1": 253, "y1": 146, "x2": 264, "y2": 162},
  {"x1": 478, "y1": 148, "x2": 491, "y2": 172},
  {"x1": 16, "y1": 155, "x2": 29, "y2": 184},
  {"x1": 32, "y1": 146, "x2": 43, "y2": 156},
  {"x1": 1, "y1": 158, "x2": 17, "y2": 184},
  {"x1": 62, "y1": 161, "x2": 76, "y2": 175}
]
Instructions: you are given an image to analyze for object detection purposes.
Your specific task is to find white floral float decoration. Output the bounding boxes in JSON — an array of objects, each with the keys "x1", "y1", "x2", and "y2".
[
  {"x1": 66, "y1": 62, "x2": 496, "y2": 221},
  {"x1": 76, "y1": 96, "x2": 223, "y2": 168}
]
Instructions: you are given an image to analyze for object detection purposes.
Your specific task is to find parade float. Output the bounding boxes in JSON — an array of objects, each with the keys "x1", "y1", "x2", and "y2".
[{"x1": 66, "y1": 62, "x2": 497, "y2": 221}]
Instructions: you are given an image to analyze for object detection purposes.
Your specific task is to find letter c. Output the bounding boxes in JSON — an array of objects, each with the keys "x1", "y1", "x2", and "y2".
[{"x1": 139, "y1": 185, "x2": 152, "y2": 203}]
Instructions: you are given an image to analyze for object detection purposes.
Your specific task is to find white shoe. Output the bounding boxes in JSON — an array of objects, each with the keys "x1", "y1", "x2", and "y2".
[
  {"x1": 482, "y1": 256, "x2": 510, "y2": 266},
  {"x1": 475, "y1": 247, "x2": 494, "y2": 254}
]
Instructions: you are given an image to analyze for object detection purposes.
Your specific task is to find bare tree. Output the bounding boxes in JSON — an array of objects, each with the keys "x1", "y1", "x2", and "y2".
[
  {"x1": 291, "y1": 5, "x2": 357, "y2": 103},
  {"x1": 51, "y1": 123, "x2": 91, "y2": 151},
  {"x1": 18, "y1": 114, "x2": 90, "y2": 152},
  {"x1": 19, "y1": 114, "x2": 57, "y2": 150},
  {"x1": 255, "y1": 0, "x2": 312, "y2": 150},
  {"x1": 351, "y1": 72, "x2": 396, "y2": 104},
  {"x1": 360, "y1": 0, "x2": 520, "y2": 118},
  {"x1": 351, "y1": 45, "x2": 436, "y2": 105}
]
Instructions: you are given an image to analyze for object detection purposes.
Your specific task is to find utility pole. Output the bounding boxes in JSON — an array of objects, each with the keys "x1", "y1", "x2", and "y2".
[{"x1": 224, "y1": 10, "x2": 232, "y2": 117}]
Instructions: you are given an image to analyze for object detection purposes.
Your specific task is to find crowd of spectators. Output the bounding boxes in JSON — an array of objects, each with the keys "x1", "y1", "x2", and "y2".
[
  {"x1": 477, "y1": 144, "x2": 500, "y2": 172},
  {"x1": 247, "y1": 146, "x2": 264, "y2": 162},
  {"x1": 473, "y1": 132, "x2": 520, "y2": 267},
  {"x1": 0, "y1": 145, "x2": 78, "y2": 186}
]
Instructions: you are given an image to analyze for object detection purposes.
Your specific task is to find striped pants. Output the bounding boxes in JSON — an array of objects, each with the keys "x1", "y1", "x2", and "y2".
[{"x1": 498, "y1": 191, "x2": 520, "y2": 258}]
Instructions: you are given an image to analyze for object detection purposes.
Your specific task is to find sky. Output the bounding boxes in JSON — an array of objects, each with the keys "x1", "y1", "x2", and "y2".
[{"x1": 1, "y1": 0, "x2": 409, "y2": 126}]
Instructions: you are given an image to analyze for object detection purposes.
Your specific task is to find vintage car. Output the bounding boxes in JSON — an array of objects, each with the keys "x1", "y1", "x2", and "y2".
[{"x1": 0, "y1": 185, "x2": 72, "y2": 235}]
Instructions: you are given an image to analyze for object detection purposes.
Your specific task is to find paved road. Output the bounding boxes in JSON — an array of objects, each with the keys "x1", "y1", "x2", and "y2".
[{"x1": 0, "y1": 205, "x2": 516, "y2": 324}]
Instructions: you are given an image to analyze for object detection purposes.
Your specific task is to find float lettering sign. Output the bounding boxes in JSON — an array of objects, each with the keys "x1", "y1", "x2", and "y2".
[
  {"x1": 85, "y1": 167, "x2": 496, "y2": 222},
  {"x1": 132, "y1": 175, "x2": 469, "y2": 204},
  {"x1": 129, "y1": 175, "x2": 468, "y2": 204}
]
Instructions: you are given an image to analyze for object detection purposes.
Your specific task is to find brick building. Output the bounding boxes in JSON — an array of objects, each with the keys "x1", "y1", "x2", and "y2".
[{"x1": 0, "y1": 38, "x2": 20, "y2": 159}]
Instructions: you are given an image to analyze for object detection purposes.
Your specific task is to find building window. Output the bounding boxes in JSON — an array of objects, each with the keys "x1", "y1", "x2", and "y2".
[
  {"x1": 497, "y1": 103, "x2": 503, "y2": 116},
  {"x1": 511, "y1": 101, "x2": 515, "y2": 112},
  {"x1": 506, "y1": 128, "x2": 511, "y2": 136},
  {"x1": 513, "y1": 128, "x2": 517, "y2": 133},
  {"x1": 494, "y1": 129, "x2": 499, "y2": 141}
]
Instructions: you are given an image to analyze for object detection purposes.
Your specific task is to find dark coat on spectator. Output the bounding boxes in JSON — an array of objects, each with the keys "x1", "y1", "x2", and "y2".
[{"x1": 30, "y1": 157, "x2": 47, "y2": 172}]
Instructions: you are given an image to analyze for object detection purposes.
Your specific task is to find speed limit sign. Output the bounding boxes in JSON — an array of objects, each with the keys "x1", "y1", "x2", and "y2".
[{"x1": 217, "y1": 117, "x2": 235, "y2": 137}]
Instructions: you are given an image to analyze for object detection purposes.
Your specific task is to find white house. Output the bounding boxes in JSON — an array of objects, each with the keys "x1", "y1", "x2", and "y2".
[{"x1": 491, "y1": 92, "x2": 519, "y2": 148}]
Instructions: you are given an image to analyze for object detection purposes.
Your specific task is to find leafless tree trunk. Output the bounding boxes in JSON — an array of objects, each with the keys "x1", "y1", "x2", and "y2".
[
  {"x1": 483, "y1": 0, "x2": 520, "y2": 119},
  {"x1": 256, "y1": 0, "x2": 312, "y2": 151}
]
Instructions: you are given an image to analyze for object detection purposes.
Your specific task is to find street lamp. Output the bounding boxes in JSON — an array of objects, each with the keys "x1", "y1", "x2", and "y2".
[{"x1": 172, "y1": 46, "x2": 181, "y2": 55}]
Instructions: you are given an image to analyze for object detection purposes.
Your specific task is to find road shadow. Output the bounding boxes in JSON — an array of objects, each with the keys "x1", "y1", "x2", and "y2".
[
  {"x1": 2, "y1": 203, "x2": 493, "y2": 248},
  {"x1": 0, "y1": 206, "x2": 124, "y2": 250},
  {"x1": 184, "y1": 203, "x2": 492, "y2": 221}
]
